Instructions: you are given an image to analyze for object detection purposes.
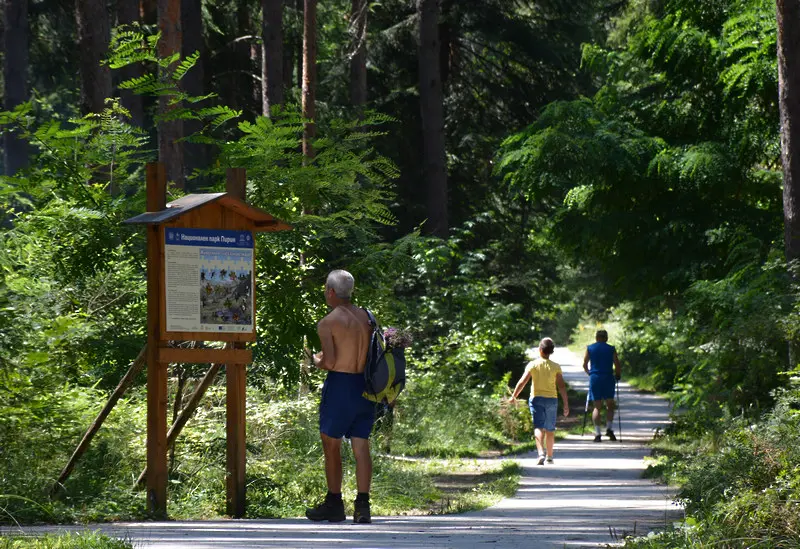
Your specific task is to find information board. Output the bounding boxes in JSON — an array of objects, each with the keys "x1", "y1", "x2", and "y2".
[{"x1": 164, "y1": 228, "x2": 254, "y2": 333}]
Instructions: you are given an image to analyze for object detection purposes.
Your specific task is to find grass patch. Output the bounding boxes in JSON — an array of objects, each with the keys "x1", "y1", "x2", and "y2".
[
  {"x1": 426, "y1": 459, "x2": 522, "y2": 514},
  {"x1": 0, "y1": 532, "x2": 132, "y2": 549}
]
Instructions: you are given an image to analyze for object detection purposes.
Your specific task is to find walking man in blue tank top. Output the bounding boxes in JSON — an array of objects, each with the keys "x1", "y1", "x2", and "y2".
[{"x1": 583, "y1": 330, "x2": 622, "y2": 442}]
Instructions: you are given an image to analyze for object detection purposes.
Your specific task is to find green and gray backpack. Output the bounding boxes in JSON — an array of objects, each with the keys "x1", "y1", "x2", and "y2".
[{"x1": 362, "y1": 309, "x2": 406, "y2": 405}]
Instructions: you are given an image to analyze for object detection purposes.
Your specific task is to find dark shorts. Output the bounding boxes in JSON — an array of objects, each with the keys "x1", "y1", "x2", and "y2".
[
  {"x1": 320, "y1": 371, "x2": 376, "y2": 439},
  {"x1": 528, "y1": 396, "x2": 558, "y2": 431},
  {"x1": 589, "y1": 373, "x2": 616, "y2": 401}
]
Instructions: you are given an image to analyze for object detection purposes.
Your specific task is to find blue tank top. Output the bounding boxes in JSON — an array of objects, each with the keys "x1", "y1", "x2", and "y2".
[{"x1": 587, "y1": 341, "x2": 615, "y2": 376}]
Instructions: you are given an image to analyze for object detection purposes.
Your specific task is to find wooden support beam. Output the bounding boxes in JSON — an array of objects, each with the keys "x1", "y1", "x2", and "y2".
[
  {"x1": 158, "y1": 347, "x2": 253, "y2": 365},
  {"x1": 226, "y1": 357, "x2": 247, "y2": 518},
  {"x1": 51, "y1": 346, "x2": 147, "y2": 496},
  {"x1": 225, "y1": 168, "x2": 248, "y2": 518},
  {"x1": 136, "y1": 362, "x2": 223, "y2": 486},
  {"x1": 146, "y1": 162, "x2": 168, "y2": 518}
]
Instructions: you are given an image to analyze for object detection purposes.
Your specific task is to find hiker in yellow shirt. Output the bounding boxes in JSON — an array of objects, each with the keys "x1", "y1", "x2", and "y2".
[{"x1": 509, "y1": 338, "x2": 570, "y2": 465}]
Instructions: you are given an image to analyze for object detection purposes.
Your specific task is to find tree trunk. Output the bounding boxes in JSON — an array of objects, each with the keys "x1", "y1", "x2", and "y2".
[
  {"x1": 302, "y1": 0, "x2": 317, "y2": 160},
  {"x1": 262, "y1": 0, "x2": 284, "y2": 116},
  {"x1": 417, "y1": 0, "x2": 448, "y2": 237},
  {"x1": 439, "y1": 0, "x2": 455, "y2": 86},
  {"x1": 778, "y1": 0, "x2": 800, "y2": 264},
  {"x1": 117, "y1": 0, "x2": 144, "y2": 127},
  {"x1": 235, "y1": 4, "x2": 255, "y2": 113},
  {"x1": 182, "y1": 0, "x2": 207, "y2": 187},
  {"x1": 296, "y1": 0, "x2": 303, "y2": 90},
  {"x1": 158, "y1": 0, "x2": 185, "y2": 189},
  {"x1": 3, "y1": 0, "x2": 29, "y2": 176},
  {"x1": 76, "y1": 0, "x2": 112, "y2": 115},
  {"x1": 349, "y1": 0, "x2": 367, "y2": 107},
  {"x1": 141, "y1": 0, "x2": 157, "y2": 24}
]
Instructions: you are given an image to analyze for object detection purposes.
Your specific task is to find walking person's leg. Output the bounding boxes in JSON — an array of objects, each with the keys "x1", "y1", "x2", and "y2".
[
  {"x1": 592, "y1": 401, "x2": 603, "y2": 441},
  {"x1": 544, "y1": 398, "x2": 557, "y2": 463},
  {"x1": 604, "y1": 398, "x2": 617, "y2": 441},
  {"x1": 530, "y1": 397, "x2": 547, "y2": 465},
  {"x1": 545, "y1": 430, "x2": 555, "y2": 459}
]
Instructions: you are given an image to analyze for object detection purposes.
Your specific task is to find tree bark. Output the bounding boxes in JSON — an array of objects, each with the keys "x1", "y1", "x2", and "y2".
[
  {"x1": 778, "y1": 0, "x2": 800, "y2": 264},
  {"x1": 158, "y1": 0, "x2": 185, "y2": 188},
  {"x1": 349, "y1": 0, "x2": 367, "y2": 107},
  {"x1": 117, "y1": 0, "x2": 144, "y2": 127},
  {"x1": 182, "y1": 0, "x2": 206, "y2": 186},
  {"x1": 76, "y1": 0, "x2": 112, "y2": 115},
  {"x1": 417, "y1": 0, "x2": 448, "y2": 237},
  {"x1": 262, "y1": 0, "x2": 284, "y2": 116},
  {"x1": 235, "y1": 4, "x2": 256, "y2": 113},
  {"x1": 302, "y1": 0, "x2": 317, "y2": 160},
  {"x1": 3, "y1": 0, "x2": 29, "y2": 176}
]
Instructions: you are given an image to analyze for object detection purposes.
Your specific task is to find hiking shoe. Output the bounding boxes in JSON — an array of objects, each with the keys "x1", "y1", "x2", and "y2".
[
  {"x1": 606, "y1": 429, "x2": 617, "y2": 442},
  {"x1": 537, "y1": 456, "x2": 546, "y2": 465},
  {"x1": 305, "y1": 498, "x2": 346, "y2": 522},
  {"x1": 353, "y1": 499, "x2": 372, "y2": 524},
  {"x1": 546, "y1": 457, "x2": 554, "y2": 464},
  {"x1": 593, "y1": 434, "x2": 602, "y2": 442}
]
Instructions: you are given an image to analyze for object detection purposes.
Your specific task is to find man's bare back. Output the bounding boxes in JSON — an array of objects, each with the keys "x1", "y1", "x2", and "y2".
[{"x1": 316, "y1": 305, "x2": 371, "y2": 373}]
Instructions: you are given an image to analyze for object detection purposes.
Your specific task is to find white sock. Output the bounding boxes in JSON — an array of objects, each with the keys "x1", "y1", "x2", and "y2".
[
  {"x1": 594, "y1": 425, "x2": 602, "y2": 435},
  {"x1": 606, "y1": 420, "x2": 613, "y2": 431}
]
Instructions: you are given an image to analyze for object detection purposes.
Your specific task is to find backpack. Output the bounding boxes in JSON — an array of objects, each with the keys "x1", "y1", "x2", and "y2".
[{"x1": 361, "y1": 309, "x2": 406, "y2": 405}]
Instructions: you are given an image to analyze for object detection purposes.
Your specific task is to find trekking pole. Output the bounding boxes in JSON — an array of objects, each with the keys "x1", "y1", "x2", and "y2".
[
  {"x1": 581, "y1": 390, "x2": 590, "y2": 436},
  {"x1": 616, "y1": 378, "x2": 622, "y2": 443}
]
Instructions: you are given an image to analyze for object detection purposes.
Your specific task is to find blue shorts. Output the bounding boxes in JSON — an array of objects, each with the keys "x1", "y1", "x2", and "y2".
[
  {"x1": 528, "y1": 396, "x2": 558, "y2": 431},
  {"x1": 589, "y1": 373, "x2": 616, "y2": 401},
  {"x1": 320, "y1": 371, "x2": 376, "y2": 439}
]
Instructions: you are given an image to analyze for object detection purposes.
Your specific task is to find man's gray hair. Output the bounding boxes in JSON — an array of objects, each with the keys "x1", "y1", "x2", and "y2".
[{"x1": 326, "y1": 269, "x2": 355, "y2": 299}]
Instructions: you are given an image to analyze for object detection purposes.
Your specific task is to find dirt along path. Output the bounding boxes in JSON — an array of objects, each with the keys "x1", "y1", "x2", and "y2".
[{"x1": 8, "y1": 348, "x2": 683, "y2": 548}]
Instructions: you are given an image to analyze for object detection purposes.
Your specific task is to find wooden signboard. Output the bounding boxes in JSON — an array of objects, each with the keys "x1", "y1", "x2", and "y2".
[{"x1": 123, "y1": 164, "x2": 290, "y2": 518}]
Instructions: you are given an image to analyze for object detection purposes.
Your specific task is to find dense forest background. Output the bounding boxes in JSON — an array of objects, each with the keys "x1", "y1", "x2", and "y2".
[{"x1": 3, "y1": 0, "x2": 800, "y2": 546}]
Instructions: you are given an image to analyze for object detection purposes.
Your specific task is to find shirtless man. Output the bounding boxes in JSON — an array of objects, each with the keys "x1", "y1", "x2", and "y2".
[{"x1": 306, "y1": 269, "x2": 375, "y2": 524}]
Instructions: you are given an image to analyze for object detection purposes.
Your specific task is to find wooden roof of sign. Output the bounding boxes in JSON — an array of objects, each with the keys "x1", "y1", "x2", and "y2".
[{"x1": 123, "y1": 193, "x2": 291, "y2": 232}]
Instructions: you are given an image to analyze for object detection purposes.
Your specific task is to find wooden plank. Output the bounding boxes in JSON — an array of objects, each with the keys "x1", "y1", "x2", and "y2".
[
  {"x1": 51, "y1": 346, "x2": 147, "y2": 496},
  {"x1": 146, "y1": 162, "x2": 168, "y2": 518},
  {"x1": 158, "y1": 347, "x2": 253, "y2": 364},
  {"x1": 136, "y1": 362, "x2": 223, "y2": 487},
  {"x1": 161, "y1": 330, "x2": 257, "y2": 343}
]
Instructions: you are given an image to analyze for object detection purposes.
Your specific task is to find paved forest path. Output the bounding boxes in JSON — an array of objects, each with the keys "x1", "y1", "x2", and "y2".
[{"x1": 10, "y1": 348, "x2": 683, "y2": 548}]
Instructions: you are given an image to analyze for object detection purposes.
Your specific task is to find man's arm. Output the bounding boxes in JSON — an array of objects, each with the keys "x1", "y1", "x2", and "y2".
[
  {"x1": 613, "y1": 351, "x2": 621, "y2": 380},
  {"x1": 556, "y1": 373, "x2": 570, "y2": 417},
  {"x1": 314, "y1": 317, "x2": 336, "y2": 371},
  {"x1": 582, "y1": 349, "x2": 590, "y2": 375}
]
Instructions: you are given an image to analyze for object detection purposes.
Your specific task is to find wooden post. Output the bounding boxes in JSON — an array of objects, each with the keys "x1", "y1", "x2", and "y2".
[
  {"x1": 146, "y1": 162, "x2": 168, "y2": 517},
  {"x1": 225, "y1": 168, "x2": 247, "y2": 517}
]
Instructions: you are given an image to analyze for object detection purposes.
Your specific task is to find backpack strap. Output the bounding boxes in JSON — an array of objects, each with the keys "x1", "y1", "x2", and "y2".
[{"x1": 362, "y1": 307, "x2": 380, "y2": 331}]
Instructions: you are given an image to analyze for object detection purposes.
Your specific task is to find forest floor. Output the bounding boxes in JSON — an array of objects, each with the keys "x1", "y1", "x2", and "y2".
[{"x1": 8, "y1": 348, "x2": 683, "y2": 548}]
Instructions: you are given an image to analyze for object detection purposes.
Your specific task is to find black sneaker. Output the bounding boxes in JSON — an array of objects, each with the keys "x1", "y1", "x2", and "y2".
[
  {"x1": 353, "y1": 499, "x2": 372, "y2": 524},
  {"x1": 606, "y1": 429, "x2": 617, "y2": 441},
  {"x1": 593, "y1": 434, "x2": 602, "y2": 442},
  {"x1": 305, "y1": 498, "x2": 346, "y2": 522},
  {"x1": 546, "y1": 457, "x2": 554, "y2": 464}
]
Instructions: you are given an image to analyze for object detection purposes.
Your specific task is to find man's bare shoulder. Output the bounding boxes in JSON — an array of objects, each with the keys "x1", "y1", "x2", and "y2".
[{"x1": 320, "y1": 306, "x2": 369, "y2": 326}]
